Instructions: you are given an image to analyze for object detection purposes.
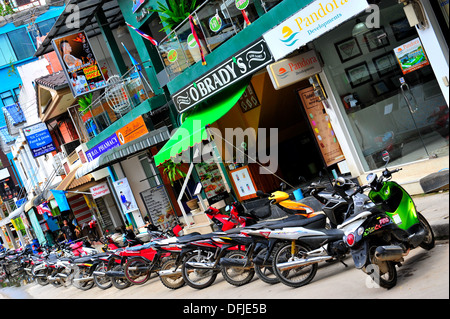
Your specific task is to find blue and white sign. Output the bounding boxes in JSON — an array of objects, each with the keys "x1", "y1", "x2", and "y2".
[
  {"x1": 23, "y1": 123, "x2": 56, "y2": 158},
  {"x1": 85, "y1": 133, "x2": 121, "y2": 162}
]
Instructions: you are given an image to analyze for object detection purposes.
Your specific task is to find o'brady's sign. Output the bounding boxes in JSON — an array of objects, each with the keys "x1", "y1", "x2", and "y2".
[
  {"x1": 267, "y1": 50, "x2": 322, "y2": 90},
  {"x1": 263, "y1": 0, "x2": 369, "y2": 61},
  {"x1": 173, "y1": 39, "x2": 273, "y2": 113}
]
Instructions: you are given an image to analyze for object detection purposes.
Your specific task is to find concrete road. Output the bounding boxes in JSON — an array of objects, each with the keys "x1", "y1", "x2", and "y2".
[{"x1": 1, "y1": 241, "x2": 448, "y2": 300}]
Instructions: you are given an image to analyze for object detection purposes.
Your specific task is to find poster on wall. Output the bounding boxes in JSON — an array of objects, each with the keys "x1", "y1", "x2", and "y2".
[
  {"x1": 113, "y1": 178, "x2": 139, "y2": 214},
  {"x1": 394, "y1": 37, "x2": 430, "y2": 74},
  {"x1": 52, "y1": 31, "x2": 107, "y2": 97},
  {"x1": 140, "y1": 185, "x2": 177, "y2": 231},
  {"x1": 195, "y1": 162, "x2": 228, "y2": 204},
  {"x1": 298, "y1": 87, "x2": 345, "y2": 167},
  {"x1": 229, "y1": 166, "x2": 257, "y2": 201},
  {"x1": 23, "y1": 122, "x2": 57, "y2": 158}
]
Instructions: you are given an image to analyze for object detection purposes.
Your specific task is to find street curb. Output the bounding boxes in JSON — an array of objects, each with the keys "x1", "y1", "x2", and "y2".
[{"x1": 431, "y1": 222, "x2": 449, "y2": 240}]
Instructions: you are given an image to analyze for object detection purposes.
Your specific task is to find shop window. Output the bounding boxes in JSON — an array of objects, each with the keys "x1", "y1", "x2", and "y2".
[
  {"x1": 6, "y1": 27, "x2": 36, "y2": 61},
  {"x1": 313, "y1": 0, "x2": 448, "y2": 171},
  {"x1": 1, "y1": 91, "x2": 15, "y2": 107}
]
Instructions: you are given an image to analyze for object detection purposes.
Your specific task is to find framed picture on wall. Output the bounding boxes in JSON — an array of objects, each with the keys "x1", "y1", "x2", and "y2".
[
  {"x1": 372, "y1": 80, "x2": 390, "y2": 96},
  {"x1": 373, "y1": 51, "x2": 399, "y2": 77},
  {"x1": 390, "y1": 18, "x2": 417, "y2": 42},
  {"x1": 334, "y1": 37, "x2": 363, "y2": 63},
  {"x1": 363, "y1": 27, "x2": 390, "y2": 51},
  {"x1": 345, "y1": 62, "x2": 373, "y2": 88}
]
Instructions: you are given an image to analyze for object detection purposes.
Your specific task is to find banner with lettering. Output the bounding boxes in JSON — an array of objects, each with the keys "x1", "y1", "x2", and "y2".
[{"x1": 52, "y1": 31, "x2": 107, "y2": 97}]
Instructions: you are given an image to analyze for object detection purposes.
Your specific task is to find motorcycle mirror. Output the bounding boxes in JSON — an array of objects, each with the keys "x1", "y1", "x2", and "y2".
[
  {"x1": 280, "y1": 183, "x2": 286, "y2": 191},
  {"x1": 225, "y1": 205, "x2": 230, "y2": 212}
]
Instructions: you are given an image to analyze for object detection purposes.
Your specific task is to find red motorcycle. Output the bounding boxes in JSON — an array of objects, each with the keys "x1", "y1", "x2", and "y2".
[{"x1": 205, "y1": 201, "x2": 265, "y2": 231}]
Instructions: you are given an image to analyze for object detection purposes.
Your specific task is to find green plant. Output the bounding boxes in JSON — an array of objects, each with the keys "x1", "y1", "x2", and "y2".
[
  {"x1": 0, "y1": 3, "x2": 15, "y2": 16},
  {"x1": 77, "y1": 93, "x2": 93, "y2": 115},
  {"x1": 151, "y1": 0, "x2": 197, "y2": 32},
  {"x1": 162, "y1": 159, "x2": 187, "y2": 186}
]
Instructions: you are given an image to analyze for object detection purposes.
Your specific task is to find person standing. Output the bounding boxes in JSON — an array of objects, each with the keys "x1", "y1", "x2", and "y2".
[{"x1": 61, "y1": 219, "x2": 77, "y2": 242}]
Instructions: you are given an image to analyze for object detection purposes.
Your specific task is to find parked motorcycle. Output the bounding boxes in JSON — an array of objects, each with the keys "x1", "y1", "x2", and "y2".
[{"x1": 340, "y1": 151, "x2": 435, "y2": 288}]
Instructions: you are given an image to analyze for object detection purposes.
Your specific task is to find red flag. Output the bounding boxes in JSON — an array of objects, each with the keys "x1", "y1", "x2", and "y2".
[{"x1": 126, "y1": 22, "x2": 159, "y2": 46}]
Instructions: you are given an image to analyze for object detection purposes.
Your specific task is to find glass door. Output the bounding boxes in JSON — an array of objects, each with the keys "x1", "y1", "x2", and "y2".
[{"x1": 313, "y1": 0, "x2": 448, "y2": 170}]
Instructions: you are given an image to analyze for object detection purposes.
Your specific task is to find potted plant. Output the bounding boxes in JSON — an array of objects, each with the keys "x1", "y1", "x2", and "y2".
[
  {"x1": 151, "y1": 0, "x2": 198, "y2": 32},
  {"x1": 162, "y1": 160, "x2": 199, "y2": 210},
  {"x1": 78, "y1": 93, "x2": 93, "y2": 122}
]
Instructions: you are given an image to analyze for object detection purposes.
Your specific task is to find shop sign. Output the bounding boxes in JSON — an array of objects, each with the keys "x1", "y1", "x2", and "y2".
[
  {"x1": 236, "y1": 0, "x2": 249, "y2": 10},
  {"x1": 172, "y1": 38, "x2": 274, "y2": 113},
  {"x1": 140, "y1": 185, "x2": 177, "y2": 231},
  {"x1": 23, "y1": 122, "x2": 56, "y2": 158},
  {"x1": 263, "y1": 0, "x2": 369, "y2": 61},
  {"x1": 393, "y1": 37, "x2": 430, "y2": 75},
  {"x1": 90, "y1": 182, "x2": 111, "y2": 199},
  {"x1": 52, "y1": 31, "x2": 107, "y2": 98},
  {"x1": 85, "y1": 133, "x2": 121, "y2": 162},
  {"x1": 267, "y1": 50, "x2": 322, "y2": 90},
  {"x1": 132, "y1": 0, "x2": 147, "y2": 13},
  {"x1": 115, "y1": 115, "x2": 149, "y2": 145},
  {"x1": 113, "y1": 178, "x2": 138, "y2": 214},
  {"x1": 209, "y1": 14, "x2": 223, "y2": 32}
]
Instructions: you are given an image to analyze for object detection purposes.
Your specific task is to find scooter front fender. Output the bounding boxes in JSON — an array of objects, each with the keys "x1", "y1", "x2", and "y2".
[{"x1": 350, "y1": 241, "x2": 369, "y2": 269}]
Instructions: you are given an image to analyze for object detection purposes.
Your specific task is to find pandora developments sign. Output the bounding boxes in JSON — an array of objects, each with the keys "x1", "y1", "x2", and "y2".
[{"x1": 173, "y1": 39, "x2": 273, "y2": 113}]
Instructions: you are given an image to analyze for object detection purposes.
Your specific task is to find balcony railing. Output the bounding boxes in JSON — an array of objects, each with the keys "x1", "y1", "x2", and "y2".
[
  {"x1": 157, "y1": 0, "x2": 282, "y2": 83},
  {"x1": 72, "y1": 65, "x2": 155, "y2": 140}
]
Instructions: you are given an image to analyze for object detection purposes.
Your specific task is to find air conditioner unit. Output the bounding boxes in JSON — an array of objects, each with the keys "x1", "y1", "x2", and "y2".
[{"x1": 52, "y1": 152, "x2": 66, "y2": 176}]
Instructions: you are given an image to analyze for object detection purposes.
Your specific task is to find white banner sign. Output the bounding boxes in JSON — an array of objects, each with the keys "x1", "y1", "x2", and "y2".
[
  {"x1": 113, "y1": 178, "x2": 138, "y2": 214},
  {"x1": 263, "y1": 0, "x2": 369, "y2": 61},
  {"x1": 90, "y1": 182, "x2": 111, "y2": 199}
]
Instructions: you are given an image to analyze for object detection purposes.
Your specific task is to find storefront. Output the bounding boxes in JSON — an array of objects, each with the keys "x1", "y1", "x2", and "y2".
[{"x1": 258, "y1": 0, "x2": 448, "y2": 193}]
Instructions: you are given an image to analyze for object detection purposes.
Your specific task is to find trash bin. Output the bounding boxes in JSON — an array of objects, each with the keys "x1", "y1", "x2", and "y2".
[{"x1": 293, "y1": 189, "x2": 304, "y2": 201}]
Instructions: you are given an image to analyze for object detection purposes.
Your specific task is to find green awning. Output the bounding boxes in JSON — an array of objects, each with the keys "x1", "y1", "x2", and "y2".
[{"x1": 154, "y1": 80, "x2": 249, "y2": 166}]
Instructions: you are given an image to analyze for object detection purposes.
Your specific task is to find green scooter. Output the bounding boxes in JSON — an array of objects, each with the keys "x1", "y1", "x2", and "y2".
[{"x1": 340, "y1": 151, "x2": 435, "y2": 289}]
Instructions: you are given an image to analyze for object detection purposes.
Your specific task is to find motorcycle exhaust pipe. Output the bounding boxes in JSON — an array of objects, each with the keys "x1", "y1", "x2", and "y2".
[
  {"x1": 276, "y1": 256, "x2": 334, "y2": 271},
  {"x1": 374, "y1": 246, "x2": 404, "y2": 261},
  {"x1": 105, "y1": 271, "x2": 126, "y2": 278},
  {"x1": 93, "y1": 271, "x2": 106, "y2": 277},
  {"x1": 184, "y1": 262, "x2": 216, "y2": 269},
  {"x1": 158, "y1": 269, "x2": 182, "y2": 278},
  {"x1": 73, "y1": 276, "x2": 94, "y2": 283}
]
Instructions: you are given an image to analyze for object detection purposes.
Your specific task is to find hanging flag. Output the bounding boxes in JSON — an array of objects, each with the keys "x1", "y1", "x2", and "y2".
[
  {"x1": 37, "y1": 201, "x2": 53, "y2": 217},
  {"x1": 189, "y1": 15, "x2": 207, "y2": 66},
  {"x1": 121, "y1": 42, "x2": 142, "y2": 75},
  {"x1": 126, "y1": 22, "x2": 159, "y2": 46},
  {"x1": 50, "y1": 190, "x2": 71, "y2": 212}
]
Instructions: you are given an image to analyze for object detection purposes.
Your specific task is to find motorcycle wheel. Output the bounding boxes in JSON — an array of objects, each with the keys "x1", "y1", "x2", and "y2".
[
  {"x1": 221, "y1": 250, "x2": 255, "y2": 286},
  {"x1": 124, "y1": 258, "x2": 151, "y2": 285},
  {"x1": 254, "y1": 248, "x2": 279, "y2": 285},
  {"x1": 34, "y1": 269, "x2": 49, "y2": 286},
  {"x1": 418, "y1": 213, "x2": 435, "y2": 250},
  {"x1": 367, "y1": 246, "x2": 397, "y2": 289},
  {"x1": 73, "y1": 266, "x2": 95, "y2": 291},
  {"x1": 182, "y1": 251, "x2": 218, "y2": 290},
  {"x1": 272, "y1": 242, "x2": 318, "y2": 288},
  {"x1": 93, "y1": 262, "x2": 112, "y2": 290},
  {"x1": 159, "y1": 258, "x2": 185, "y2": 290},
  {"x1": 110, "y1": 264, "x2": 131, "y2": 289}
]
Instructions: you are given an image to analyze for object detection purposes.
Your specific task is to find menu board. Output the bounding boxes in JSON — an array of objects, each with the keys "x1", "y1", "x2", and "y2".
[
  {"x1": 140, "y1": 185, "x2": 177, "y2": 231},
  {"x1": 229, "y1": 166, "x2": 257, "y2": 201},
  {"x1": 195, "y1": 162, "x2": 228, "y2": 204}
]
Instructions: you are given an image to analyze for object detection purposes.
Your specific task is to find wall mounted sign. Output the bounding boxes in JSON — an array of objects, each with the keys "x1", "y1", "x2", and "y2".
[
  {"x1": 267, "y1": 50, "x2": 322, "y2": 90},
  {"x1": 229, "y1": 166, "x2": 257, "y2": 201},
  {"x1": 23, "y1": 122, "x2": 56, "y2": 158},
  {"x1": 140, "y1": 185, "x2": 177, "y2": 231},
  {"x1": 394, "y1": 37, "x2": 430, "y2": 74},
  {"x1": 115, "y1": 115, "x2": 149, "y2": 145},
  {"x1": 298, "y1": 87, "x2": 344, "y2": 167},
  {"x1": 85, "y1": 133, "x2": 121, "y2": 162},
  {"x1": 52, "y1": 31, "x2": 107, "y2": 97},
  {"x1": 172, "y1": 38, "x2": 274, "y2": 113},
  {"x1": 263, "y1": 0, "x2": 369, "y2": 61},
  {"x1": 90, "y1": 182, "x2": 111, "y2": 199},
  {"x1": 113, "y1": 178, "x2": 138, "y2": 214}
]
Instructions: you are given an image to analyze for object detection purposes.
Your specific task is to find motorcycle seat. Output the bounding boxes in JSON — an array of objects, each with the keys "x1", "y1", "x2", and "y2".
[
  {"x1": 126, "y1": 242, "x2": 154, "y2": 251},
  {"x1": 72, "y1": 256, "x2": 95, "y2": 263},
  {"x1": 261, "y1": 214, "x2": 326, "y2": 230},
  {"x1": 176, "y1": 233, "x2": 215, "y2": 244}
]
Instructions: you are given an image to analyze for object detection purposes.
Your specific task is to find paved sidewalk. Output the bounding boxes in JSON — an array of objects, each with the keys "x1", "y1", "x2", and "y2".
[{"x1": 412, "y1": 190, "x2": 449, "y2": 239}]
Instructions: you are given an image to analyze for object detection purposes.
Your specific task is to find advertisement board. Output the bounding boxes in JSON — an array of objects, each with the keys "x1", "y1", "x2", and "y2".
[
  {"x1": 112, "y1": 178, "x2": 138, "y2": 214},
  {"x1": 52, "y1": 31, "x2": 107, "y2": 97},
  {"x1": 394, "y1": 37, "x2": 430, "y2": 74},
  {"x1": 23, "y1": 122, "x2": 56, "y2": 158}
]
